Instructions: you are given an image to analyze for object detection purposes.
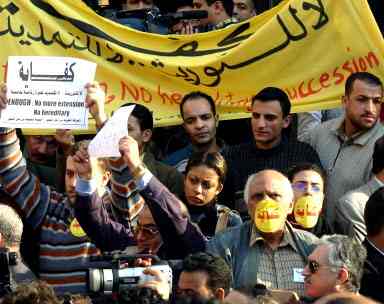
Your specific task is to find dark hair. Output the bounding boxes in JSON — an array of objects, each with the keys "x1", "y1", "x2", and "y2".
[
  {"x1": 185, "y1": 152, "x2": 227, "y2": 185},
  {"x1": 182, "y1": 252, "x2": 232, "y2": 296},
  {"x1": 206, "y1": 0, "x2": 234, "y2": 17},
  {"x1": 2, "y1": 281, "x2": 61, "y2": 304},
  {"x1": 286, "y1": 162, "x2": 326, "y2": 185},
  {"x1": 175, "y1": 296, "x2": 220, "y2": 304},
  {"x1": 121, "y1": 103, "x2": 154, "y2": 131},
  {"x1": 364, "y1": 187, "x2": 384, "y2": 237},
  {"x1": 345, "y1": 72, "x2": 383, "y2": 97},
  {"x1": 118, "y1": 287, "x2": 166, "y2": 304},
  {"x1": 372, "y1": 135, "x2": 384, "y2": 175},
  {"x1": 252, "y1": 87, "x2": 291, "y2": 118},
  {"x1": 180, "y1": 91, "x2": 216, "y2": 119},
  {"x1": 174, "y1": 0, "x2": 194, "y2": 11}
]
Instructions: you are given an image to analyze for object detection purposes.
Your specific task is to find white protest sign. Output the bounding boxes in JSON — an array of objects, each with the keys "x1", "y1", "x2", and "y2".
[
  {"x1": 88, "y1": 105, "x2": 135, "y2": 158},
  {"x1": 0, "y1": 56, "x2": 96, "y2": 129}
]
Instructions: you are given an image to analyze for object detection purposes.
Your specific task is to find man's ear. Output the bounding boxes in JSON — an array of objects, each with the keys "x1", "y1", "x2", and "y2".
[
  {"x1": 142, "y1": 129, "x2": 152, "y2": 143},
  {"x1": 342, "y1": 95, "x2": 348, "y2": 109},
  {"x1": 287, "y1": 200, "x2": 294, "y2": 214},
  {"x1": 214, "y1": 288, "x2": 225, "y2": 301},
  {"x1": 283, "y1": 114, "x2": 292, "y2": 129},
  {"x1": 336, "y1": 267, "x2": 349, "y2": 286},
  {"x1": 215, "y1": 114, "x2": 219, "y2": 127},
  {"x1": 0, "y1": 232, "x2": 4, "y2": 247}
]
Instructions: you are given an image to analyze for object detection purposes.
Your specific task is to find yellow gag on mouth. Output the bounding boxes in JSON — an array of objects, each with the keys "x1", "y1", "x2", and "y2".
[
  {"x1": 293, "y1": 196, "x2": 322, "y2": 229},
  {"x1": 254, "y1": 199, "x2": 285, "y2": 233}
]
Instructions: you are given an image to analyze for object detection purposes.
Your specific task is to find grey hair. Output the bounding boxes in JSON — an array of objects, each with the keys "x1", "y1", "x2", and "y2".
[
  {"x1": 319, "y1": 235, "x2": 367, "y2": 292},
  {"x1": 243, "y1": 170, "x2": 293, "y2": 204},
  {"x1": 243, "y1": 173, "x2": 258, "y2": 204},
  {"x1": 0, "y1": 204, "x2": 23, "y2": 247}
]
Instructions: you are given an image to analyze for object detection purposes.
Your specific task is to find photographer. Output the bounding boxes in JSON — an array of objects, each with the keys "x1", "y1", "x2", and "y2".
[
  {"x1": 170, "y1": 1, "x2": 199, "y2": 35},
  {"x1": 0, "y1": 203, "x2": 35, "y2": 295},
  {"x1": 104, "y1": 0, "x2": 169, "y2": 34}
]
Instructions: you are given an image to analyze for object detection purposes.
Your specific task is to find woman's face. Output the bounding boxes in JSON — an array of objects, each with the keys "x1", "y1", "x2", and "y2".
[
  {"x1": 184, "y1": 165, "x2": 223, "y2": 206},
  {"x1": 292, "y1": 170, "x2": 324, "y2": 204}
]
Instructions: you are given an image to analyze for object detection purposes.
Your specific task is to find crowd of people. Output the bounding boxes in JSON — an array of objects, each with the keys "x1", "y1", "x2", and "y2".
[
  {"x1": 0, "y1": 0, "x2": 383, "y2": 304},
  {"x1": 0, "y1": 70, "x2": 383, "y2": 304}
]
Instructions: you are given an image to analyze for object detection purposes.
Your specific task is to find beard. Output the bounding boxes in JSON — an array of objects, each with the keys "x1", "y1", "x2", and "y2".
[{"x1": 348, "y1": 114, "x2": 378, "y2": 133}]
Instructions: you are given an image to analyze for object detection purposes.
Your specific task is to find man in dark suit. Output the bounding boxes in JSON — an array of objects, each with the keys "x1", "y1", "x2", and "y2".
[{"x1": 360, "y1": 187, "x2": 384, "y2": 302}]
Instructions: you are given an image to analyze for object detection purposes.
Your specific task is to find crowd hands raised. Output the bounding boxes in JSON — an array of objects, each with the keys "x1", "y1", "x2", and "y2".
[{"x1": 0, "y1": 71, "x2": 383, "y2": 304}]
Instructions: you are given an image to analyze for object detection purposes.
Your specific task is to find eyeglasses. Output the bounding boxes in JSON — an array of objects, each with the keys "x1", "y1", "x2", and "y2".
[
  {"x1": 134, "y1": 223, "x2": 159, "y2": 238},
  {"x1": 308, "y1": 260, "x2": 320, "y2": 274},
  {"x1": 292, "y1": 181, "x2": 322, "y2": 193},
  {"x1": 307, "y1": 260, "x2": 334, "y2": 274}
]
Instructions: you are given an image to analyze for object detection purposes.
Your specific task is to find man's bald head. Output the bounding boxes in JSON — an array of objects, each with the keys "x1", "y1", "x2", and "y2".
[
  {"x1": 244, "y1": 169, "x2": 294, "y2": 219},
  {"x1": 244, "y1": 170, "x2": 293, "y2": 204}
]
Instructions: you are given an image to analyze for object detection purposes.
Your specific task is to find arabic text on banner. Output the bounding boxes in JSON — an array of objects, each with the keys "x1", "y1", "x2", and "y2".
[{"x1": 0, "y1": 0, "x2": 382, "y2": 134}]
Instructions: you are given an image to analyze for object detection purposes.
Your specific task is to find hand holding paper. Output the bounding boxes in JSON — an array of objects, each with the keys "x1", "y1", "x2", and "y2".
[
  {"x1": 119, "y1": 136, "x2": 142, "y2": 171},
  {"x1": 88, "y1": 105, "x2": 135, "y2": 158},
  {"x1": 55, "y1": 129, "x2": 75, "y2": 156},
  {"x1": 72, "y1": 143, "x2": 92, "y2": 180},
  {"x1": 0, "y1": 84, "x2": 7, "y2": 110},
  {"x1": 85, "y1": 82, "x2": 107, "y2": 128}
]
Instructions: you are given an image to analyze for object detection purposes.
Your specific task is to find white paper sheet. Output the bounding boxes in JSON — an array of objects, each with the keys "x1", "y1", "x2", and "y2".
[
  {"x1": 0, "y1": 56, "x2": 96, "y2": 129},
  {"x1": 88, "y1": 105, "x2": 135, "y2": 158}
]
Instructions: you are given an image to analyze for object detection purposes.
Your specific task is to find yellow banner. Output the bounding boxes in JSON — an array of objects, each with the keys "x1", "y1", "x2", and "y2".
[{"x1": 0, "y1": 0, "x2": 383, "y2": 133}]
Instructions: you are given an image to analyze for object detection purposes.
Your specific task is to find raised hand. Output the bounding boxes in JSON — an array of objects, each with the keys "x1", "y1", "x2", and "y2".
[
  {"x1": 55, "y1": 129, "x2": 75, "y2": 156},
  {"x1": 85, "y1": 82, "x2": 107, "y2": 128},
  {"x1": 0, "y1": 84, "x2": 7, "y2": 111},
  {"x1": 118, "y1": 136, "x2": 141, "y2": 171},
  {"x1": 72, "y1": 143, "x2": 92, "y2": 180},
  {"x1": 139, "y1": 268, "x2": 170, "y2": 300}
]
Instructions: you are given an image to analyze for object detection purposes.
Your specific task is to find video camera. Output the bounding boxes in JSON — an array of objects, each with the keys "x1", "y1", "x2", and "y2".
[
  {"x1": 0, "y1": 247, "x2": 17, "y2": 297},
  {"x1": 102, "y1": 7, "x2": 208, "y2": 34},
  {"x1": 88, "y1": 252, "x2": 172, "y2": 295}
]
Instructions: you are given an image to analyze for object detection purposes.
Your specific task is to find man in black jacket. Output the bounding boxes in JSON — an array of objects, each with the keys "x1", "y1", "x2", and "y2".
[
  {"x1": 360, "y1": 187, "x2": 384, "y2": 303},
  {"x1": 221, "y1": 87, "x2": 322, "y2": 212}
]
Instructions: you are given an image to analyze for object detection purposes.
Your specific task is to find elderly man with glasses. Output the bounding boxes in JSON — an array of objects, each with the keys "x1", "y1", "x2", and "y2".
[{"x1": 302, "y1": 235, "x2": 366, "y2": 301}]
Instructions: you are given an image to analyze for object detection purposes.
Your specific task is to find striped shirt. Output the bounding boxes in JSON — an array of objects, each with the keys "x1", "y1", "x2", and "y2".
[
  {"x1": 0, "y1": 128, "x2": 115, "y2": 294},
  {"x1": 249, "y1": 226, "x2": 306, "y2": 296}
]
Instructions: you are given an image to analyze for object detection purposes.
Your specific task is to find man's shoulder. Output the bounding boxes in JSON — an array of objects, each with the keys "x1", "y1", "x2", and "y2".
[
  {"x1": 286, "y1": 138, "x2": 318, "y2": 151},
  {"x1": 164, "y1": 145, "x2": 193, "y2": 166},
  {"x1": 291, "y1": 227, "x2": 319, "y2": 245},
  {"x1": 371, "y1": 121, "x2": 384, "y2": 138},
  {"x1": 209, "y1": 221, "x2": 250, "y2": 245},
  {"x1": 337, "y1": 181, "x2": 374, "y2": 207},
  {"x1": 308, "y1": 117, "x2": 341, "y2": 139},
  {"x1": 153, "y1": 158, "x2": 180, "y2": 174},
  {"x1": 222, "y1": 142, "x2": 253, "y2": 157}
]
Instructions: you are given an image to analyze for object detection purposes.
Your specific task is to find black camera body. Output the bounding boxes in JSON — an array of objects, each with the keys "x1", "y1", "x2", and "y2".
[
  {"x1": 0, "y1": 247, "x2": 17, "y2": 297},
  {"x1": 102, "y1": 7, "x2": 207, "y2": 34}
]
